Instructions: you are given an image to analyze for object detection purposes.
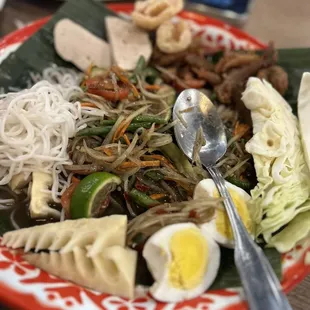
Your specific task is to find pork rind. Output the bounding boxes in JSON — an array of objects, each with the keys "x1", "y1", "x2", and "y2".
[
  {"x1": 156, "y1": 19, "x2": 192, "y2": 54},
  {"x1": 132, "y1": 0, "x2": 184, "y2": 30}
]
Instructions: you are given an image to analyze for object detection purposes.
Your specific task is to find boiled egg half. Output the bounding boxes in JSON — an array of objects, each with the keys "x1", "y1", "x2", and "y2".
[
  {"x1": 143, "y1": 223, "x2": 220, "y2": 302},
  {"x1": 194, "y1": 179, "x2": 253, "y2": 248}
]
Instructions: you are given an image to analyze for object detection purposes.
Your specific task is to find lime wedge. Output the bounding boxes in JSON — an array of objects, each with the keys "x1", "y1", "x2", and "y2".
[{"x1": 70, "y1": 172, "x2": 121, "y2": 219}]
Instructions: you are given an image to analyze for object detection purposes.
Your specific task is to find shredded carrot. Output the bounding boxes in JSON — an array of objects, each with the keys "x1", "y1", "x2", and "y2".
[
  {"x1": 233, "y1": 121, "x2": 249, "y2": 137},
  {"x1": 86, "y1": 63, "x2": 93, "y2": 76},
  {"x1": 115, "y1": 120, "x2": 132, "y2": 142},
  {"x1": 111, "y1": 65, "x2": 126, "y2": 80},
  {"x1": 112, "y1": 120, "x2": 125, "y2": 142},
  {"x1": 102, "y1": 148, "x2": 113, "y2": 156},
  {"x1": 123, "y1": 134, "x2": 131, "y2": 146},
  {"x1": 150, "y1": 193, "x2": 166, "y2": 200},
  {"x1": 142, "y1": 155, "x2": 176, "y2": 170},
  {"x1": 130, "y1": 84, "x2": 140, "y2": 98},
  {"x1": 111, "y1": 65, "x2": 140, "y2": 98},
  {"x1": 117, "y1": 160, "x2": 161, "y2": 170},
  {"x1": 145, "y1": 84, "x2": 161, "y2": 91},
  {"x1": 95, "y1": 146, "x2": 114, "y2": 156},
  {"x1": 81, "y1": 102, "x2": 98, "y2": 108},
  {"x1": 112, "y1": 119, "x2": 130, "y2": 142}
]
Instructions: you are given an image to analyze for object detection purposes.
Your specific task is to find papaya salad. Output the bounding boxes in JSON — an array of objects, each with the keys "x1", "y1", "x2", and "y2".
[{"x1": 65, "y1": 59, "x2": 257, "y2": 218}]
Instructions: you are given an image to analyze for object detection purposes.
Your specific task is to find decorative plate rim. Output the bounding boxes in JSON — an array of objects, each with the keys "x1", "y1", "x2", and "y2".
[{"x1": 0, "y1": 3, "x2": 308, "y2": 310}]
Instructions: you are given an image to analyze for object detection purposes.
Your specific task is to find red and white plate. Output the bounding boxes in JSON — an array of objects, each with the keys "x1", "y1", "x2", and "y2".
[{"x1": 0, "y1": 3, "x2": 309, "y2": 310}]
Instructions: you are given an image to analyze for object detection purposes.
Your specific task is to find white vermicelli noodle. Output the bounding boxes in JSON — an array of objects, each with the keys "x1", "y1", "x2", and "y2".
[
  {"x1": 31, "y1": 66, "x2": 84, "y2": 102},
  {"x1": 0, "y1": 80, "x2": 82, "y2": 202},
  {"x1": 42, "y1": 66, "x2": 83, "y2": 89}
]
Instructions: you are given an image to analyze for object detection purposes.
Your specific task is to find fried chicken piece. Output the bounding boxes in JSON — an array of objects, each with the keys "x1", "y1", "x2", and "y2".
[
  {"x1": 188, "y1": 36, "x2": 221, "y2": 56},
  {"x1": 257, "y1": 65, "x2": 288, "y2": 95},
  {"x1": 177, "y1": 66, "x2": 205, "y2": 89},
  {"x1": 215, "y1": 51, "x2": 261, "y2": 73},
  {"x1": 159, "y1": 66, "x2": 178, "y2": 84},
  {"x1": 192, "y1": 68, "x2": 221, "y2": 86},
  {"x1": 151, "y1": 47, "x2": 187, "y2": 66},
  {"x1": 184, "y1": 54, "x2": 214, "y2": 71},
  {"x1": 180, "y1": 78, "x2": 205, "y2": 89},
  {"x1": 215, "y1": 46, "x2": 277, "y2": 104}
]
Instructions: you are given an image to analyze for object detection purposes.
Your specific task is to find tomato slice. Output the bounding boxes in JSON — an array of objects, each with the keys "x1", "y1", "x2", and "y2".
[
  {"x1": 61, "y1": 178, "x2": 80, "y2": 218},
  {"x1": 83, "y1": 76, "x2": 130, "y2": 101},
  {"x1": 87, "y1": 87, "x2": 130, "y2": 101},
  {"x1": 84, "y1": 77, "x2": 114, "y2": 90}
]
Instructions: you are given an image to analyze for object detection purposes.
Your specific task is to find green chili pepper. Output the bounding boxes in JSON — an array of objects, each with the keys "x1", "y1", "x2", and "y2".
[
  {"x1": 100, "y1": 115, "x2": 167, "y2": 126},
  {"x1": 144, "y1": 67, "x2": 159, "y2": 85},
  {"x1": 132, "y1": 232, "x2": 146, "y2": 245},
  {"x1": 145, "y1": 170, "x2": 164, "y2": 181},
  {"x1": 135, "y1": 115, "x2": 167, "y2": 124},
  {"x1": 160, "y1": 143, "x2": 195, "y2": 177},
  {"x1": 210, "y1": 92, "x2": 217, "y2": 101},
  {"x1": 98, "y1": 119, "x2": 116, "y2": 126},
  {"x1": 129, "y1": 189, "x2": 160, "y2": 208},
  {"x1": 130, "y1": 56, "x2": 147, "y2": 83},
  {"x1": 77, "y1": 122, "x2": 153, "y2": 137},
  {"x1": 90, "y1": 67, "x2": 108, "y2": 78},
  {"x1": 225, "y1": 176, "x2": 251, "y2": 191},
  {"x1": 81, "y1": 84, "x2": 88, "y2": 92},
  {"x1": 135, "y1": 56, "x2": 146, "y2": 74}
]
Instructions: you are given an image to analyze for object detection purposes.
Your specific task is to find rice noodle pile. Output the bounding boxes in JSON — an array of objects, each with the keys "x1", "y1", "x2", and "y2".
[{"x1": 0, "y1": 78, "x2": 82, "y2": 202}]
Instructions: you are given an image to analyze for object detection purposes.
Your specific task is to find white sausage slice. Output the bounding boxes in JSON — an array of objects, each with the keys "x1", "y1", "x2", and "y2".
[
  {"x1": 106, "y1": 16, "x2": 152, "y2": 71},
  {"x1": 54, "y1": 18, "x2": 111, "y2": 72}
]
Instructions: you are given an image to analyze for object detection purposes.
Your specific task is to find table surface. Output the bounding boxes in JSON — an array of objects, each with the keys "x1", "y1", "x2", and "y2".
[{"x1": 0, "y1": 1, "x2": 309, "y2": 310}]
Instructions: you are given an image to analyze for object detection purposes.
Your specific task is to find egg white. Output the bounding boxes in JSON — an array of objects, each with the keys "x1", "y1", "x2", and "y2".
[
  {"x1": 143, "y1": 223, "x2": 220, "y2": 303},
  {"x1": 194, "y1": 179, "x2": 253, "y2": 248}
]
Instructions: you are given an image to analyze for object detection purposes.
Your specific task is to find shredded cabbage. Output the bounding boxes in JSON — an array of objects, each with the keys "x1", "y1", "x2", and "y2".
[{"x1": 242, "y1": 78, "x2": 310, "y2": 242}]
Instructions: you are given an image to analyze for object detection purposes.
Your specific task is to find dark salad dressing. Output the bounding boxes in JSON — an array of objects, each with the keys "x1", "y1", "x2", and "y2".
[{"x1": 0, "y1": 186, "x2": 59, "y2": 233}]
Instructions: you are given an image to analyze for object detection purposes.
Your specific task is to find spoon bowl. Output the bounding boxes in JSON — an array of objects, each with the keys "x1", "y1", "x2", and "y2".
[{"x1": 173, "y1": 89, "x2": 227, "y2": 166}]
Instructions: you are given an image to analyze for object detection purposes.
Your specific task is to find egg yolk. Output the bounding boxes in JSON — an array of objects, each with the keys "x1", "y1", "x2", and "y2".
[
  {"x1": 214, "y1": 189, "x2": 252, "y2": 240},
  {"x1": 169, "y1": 228, "x2": 208, "y2": 289}
]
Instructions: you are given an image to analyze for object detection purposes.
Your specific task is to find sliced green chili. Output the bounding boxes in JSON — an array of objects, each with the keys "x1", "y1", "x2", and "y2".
[
  {"x1": 129, "y1": 189, "x2": 160, "y2": 208},
  {"x1": 77, "y1": 122, "x2": 153, "y2": 137}
]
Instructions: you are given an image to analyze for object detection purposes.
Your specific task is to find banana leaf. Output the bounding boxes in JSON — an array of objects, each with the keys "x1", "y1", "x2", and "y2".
[
  {"x1": 0, "y1": 0, "x2": 116, "y2": 92},
  {"x1": 210, "y1": 247, "x2": 282, "y2": 290},
  {"x1": 0, "y1": 0, "x2": 306, "y2": 291},
  {"x1": 277, "y1": 48, "x2": 310, "y2": 114}
]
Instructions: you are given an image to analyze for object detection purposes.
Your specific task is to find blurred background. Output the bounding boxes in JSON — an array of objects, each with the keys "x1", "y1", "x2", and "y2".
[{"x1": 0, "y1": 0, "x2": 310, "y2": 48}]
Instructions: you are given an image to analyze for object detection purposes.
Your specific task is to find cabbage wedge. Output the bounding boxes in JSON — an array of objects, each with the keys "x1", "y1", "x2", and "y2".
[
  {"x1": 242, "y1": 78, "x2": 310, "y2": 245},
  {"x1": 268, "y1": 208, "x2": 310, "y2": 253},
  {"x1": 298, "y1": 72, "x2": 310, "y2": 174}
]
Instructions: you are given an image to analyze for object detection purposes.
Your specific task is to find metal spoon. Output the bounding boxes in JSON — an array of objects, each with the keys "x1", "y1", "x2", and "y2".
[{"x1": 173, "y1": 89, "x2": 292, "y2": 310}]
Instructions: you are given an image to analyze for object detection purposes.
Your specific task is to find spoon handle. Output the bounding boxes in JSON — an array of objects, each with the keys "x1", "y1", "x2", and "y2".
[{"x1": 207, "y1": 166, "x2": 292, "y2": 310}]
